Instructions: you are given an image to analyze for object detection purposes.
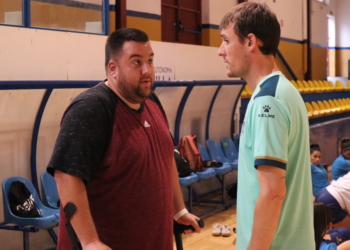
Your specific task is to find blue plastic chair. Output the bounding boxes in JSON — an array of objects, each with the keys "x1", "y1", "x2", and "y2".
[
  {"x1": 196, "y1": 143, "x2": 235, "y2": 216},
  {"x1": 2, "y1": 176, "x2": 59, "y2": 229},
  {"x1": 179, "y1": 172, "x2": 198, "y2": 187},
  {"x1": 179, "y1": 173, "x2": 198, "y2": 213},
  {"x1": 40, "y1": 172, "x2": 60, "y2": 209},
  {"x1": 1, "y1": 176, "x2": 60, "y2": 250},
  {"x1": 220, "y1": 136, "x2": 238, "y2": 161},
  {"x1": 233, "y1": 134, "x2": 240, "y2": 150},
  {"x1": 206, "y1": 139, "x2": 238, "y2": 170},
  {"x1": 198, "y1": 143, "x2": 232, "y2": 175}
]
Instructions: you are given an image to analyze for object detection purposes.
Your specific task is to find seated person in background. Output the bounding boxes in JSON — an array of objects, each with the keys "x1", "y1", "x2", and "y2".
[
  {"x1": 314, "y1": 202, "x2": 350, "y2": 250},
  {"x1": 315, "y1": 172, "x2": 350, "y2": 228},
  {"x1": 311, "y1": 144, "x2": 330, "y2": 197},
  {"x1": 332, "y1": 138, "x2": 350, "y2": 180}
]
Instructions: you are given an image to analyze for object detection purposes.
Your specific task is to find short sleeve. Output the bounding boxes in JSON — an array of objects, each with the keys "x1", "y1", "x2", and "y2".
[
  {"x1": 47, "y1": 91, "x2": 116, "y2": 183},
  {"x1": 250, "y1": 96, "x2": 290, "y2": 170},
  {"x1": 339, "y1": 156, "x2": 350, "y2": 171}
]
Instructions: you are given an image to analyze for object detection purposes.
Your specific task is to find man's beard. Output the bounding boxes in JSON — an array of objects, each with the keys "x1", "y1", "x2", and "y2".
[{"x1": 117, "y1": 70, "x2": 153, "y2": 104}]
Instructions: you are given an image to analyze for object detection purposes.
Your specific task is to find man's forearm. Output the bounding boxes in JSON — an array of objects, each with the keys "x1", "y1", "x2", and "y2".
[
  {"x1": 248, "y1": 193, "x2": 284, "y2": 250},
  {"x1": 171, "y1": 159, "x2": 186, "y2": 214},
  {"x1": 55, "y1": 171, "x2": 100, "y2": 247}
]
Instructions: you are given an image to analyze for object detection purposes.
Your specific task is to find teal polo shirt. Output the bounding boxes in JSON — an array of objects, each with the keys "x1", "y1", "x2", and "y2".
[{"x1": 237, "y1": 71, "x2": 314, "y2": 250}]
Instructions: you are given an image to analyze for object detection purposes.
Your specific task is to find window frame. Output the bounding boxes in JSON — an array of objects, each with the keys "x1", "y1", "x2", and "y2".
[{"x1": 0, "y1": 0, "x2": 110, "y2": 35}]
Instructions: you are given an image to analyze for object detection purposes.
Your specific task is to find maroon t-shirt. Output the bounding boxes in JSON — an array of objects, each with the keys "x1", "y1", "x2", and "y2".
[{"x1": 47, "y1": 82, "x2": 174, "y2": 250}]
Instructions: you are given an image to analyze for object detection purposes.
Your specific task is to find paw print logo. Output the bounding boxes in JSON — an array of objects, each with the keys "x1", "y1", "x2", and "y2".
[{"x1": 263, "y1": 105, "x2": 271, "y2": 113}]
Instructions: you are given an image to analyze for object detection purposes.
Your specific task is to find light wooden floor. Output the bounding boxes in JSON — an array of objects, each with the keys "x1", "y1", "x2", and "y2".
[{"x1": 173, "y1": 204, "x2": 237, "y2": 250}]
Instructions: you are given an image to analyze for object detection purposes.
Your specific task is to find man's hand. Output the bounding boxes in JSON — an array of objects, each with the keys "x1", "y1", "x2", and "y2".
[
  {"x1": 176, "y1": 212, "x2": 201, "y2": 234},
  {"x1": 83, "y1": 240, "x2": 112, "y2": 250}
]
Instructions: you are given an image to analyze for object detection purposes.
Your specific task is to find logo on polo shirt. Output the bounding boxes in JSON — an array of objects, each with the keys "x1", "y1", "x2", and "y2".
[
  {"x1": 263, "y1": 105, "x2": 271, "y2": 112},
  {"x1": 144, "y1": 120, "x2": 151, "y2": 127},
  {"x1": 258, "y1": 105, "x2": 275, "y2": 118}
]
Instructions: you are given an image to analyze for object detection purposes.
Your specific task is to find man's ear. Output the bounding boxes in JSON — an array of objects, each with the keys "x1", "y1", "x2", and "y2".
[
  {"x1": 246, "y1": 33, "x2": 258, "y2": 50},
  {"x1": 108, "y1": 59, "x2": 118, "y2": 78}
]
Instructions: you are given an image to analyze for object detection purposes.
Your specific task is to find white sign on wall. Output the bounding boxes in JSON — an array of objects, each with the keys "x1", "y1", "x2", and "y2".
[
  {"x1": 152, "y1": 41, "x2": 175, "y2": 81},
  {"x1": 155, "y1": 66, "x2": 174, "y2": 81}
]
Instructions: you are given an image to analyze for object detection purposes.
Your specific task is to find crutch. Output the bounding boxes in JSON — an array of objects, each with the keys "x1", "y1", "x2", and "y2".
[
  {"x1": 173, "y1": 219, "x2": 204, "y2": 250},
  {"x1": 64, "y1": 202, "x2": 82, "y2": 250}
]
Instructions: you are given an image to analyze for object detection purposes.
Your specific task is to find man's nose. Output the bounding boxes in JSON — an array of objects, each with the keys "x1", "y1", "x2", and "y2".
[
  {"x1": 218, "y1": 43, "x2": 225, "y2": 57},
  {"x1": 141, "y1": 63, "x2": 151, "y2": 75}
]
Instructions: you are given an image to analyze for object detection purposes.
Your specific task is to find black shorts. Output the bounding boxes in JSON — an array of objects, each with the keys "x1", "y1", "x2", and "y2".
[{"x1": 315, "y1": 188, "x2": 348, "y2": 224}]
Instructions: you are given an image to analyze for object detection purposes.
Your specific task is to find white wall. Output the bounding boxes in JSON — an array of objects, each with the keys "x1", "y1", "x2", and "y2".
[
  {"x1": 251, "y1": 0, "x2": 305, "y2": 41},
  {"x1": 0, "y1": 26, "x2": 106, "y2": 81},
  {"x1": 0, "y1": 26, "x2": 229, "y2": 81},
  {"x1": 335, "y1": 0, "x2": 350, "y2": 47},
  {"x1": 127, "y1": 0, "x2": 161, "y2": 15},
  {"x1": 311, "y1": 0, "x2": 335, "y2": 45},
  {"x1": 202, "y1": 0, "x2": 238, "y2": 25}
]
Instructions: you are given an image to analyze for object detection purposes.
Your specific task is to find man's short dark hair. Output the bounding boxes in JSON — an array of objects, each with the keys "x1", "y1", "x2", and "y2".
[
  {"x1": 105, "y1": 28, "x2": 149, "y2": 68},
  {"x1": 219, "y1": 2, "x2": 280, "y2": 56}
]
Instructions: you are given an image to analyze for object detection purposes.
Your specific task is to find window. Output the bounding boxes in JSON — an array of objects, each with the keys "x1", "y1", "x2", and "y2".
[
  {"x1": 0, "y1": 0, "x2": 23, "y2": 26},
  {"x1": 161, "y1": 0, "x2": 201, "y2": 45},
  {"x1": 0, "y1": 0, "x2": 109, "y2": 34},
  {"x1": 31, "y1": 0, "x2": 104, "y2": 34}
]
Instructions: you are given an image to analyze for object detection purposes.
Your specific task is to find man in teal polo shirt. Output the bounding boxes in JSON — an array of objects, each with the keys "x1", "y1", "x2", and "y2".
[{"x1": 218, "y1": 2, "x2": 314, "y2": 250}]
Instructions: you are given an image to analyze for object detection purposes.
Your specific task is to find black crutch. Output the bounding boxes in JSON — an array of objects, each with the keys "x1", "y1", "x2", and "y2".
[
  {"x1": 64, "y1": 202, "x2": 82, "y2": 250},
  {"x1": 173, "y1": 219, "x2": 204, "y2": 250}
]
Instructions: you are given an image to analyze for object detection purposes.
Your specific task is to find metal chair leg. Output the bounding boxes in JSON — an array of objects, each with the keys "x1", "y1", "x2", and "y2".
[
  {"x1": 187, "y1": 186, "x2": 193, "y2": 213},
  {"x1": 47, "y1": 228, "x2": 57, "y2": 245},
  {"x1": 23, "y1": 231, "x2": 29, "y2": 250}
]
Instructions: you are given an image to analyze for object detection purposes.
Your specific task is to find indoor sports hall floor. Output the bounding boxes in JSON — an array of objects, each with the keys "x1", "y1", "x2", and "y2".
[{"x1": 173, "y1": 204, "x2": 237, "y2": 250}]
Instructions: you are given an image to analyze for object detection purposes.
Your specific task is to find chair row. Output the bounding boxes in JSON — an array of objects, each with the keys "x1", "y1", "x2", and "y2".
[
  {"x1": 290, "y1": 80, "x2": 350, "y2": 93},
  {"x1": 241, "y1": 80, "x2": 350, "y2": 98},
  {"x1": 305, "y1": 98, "x2": 350, "y2": 118},
  {"x1": 179, "y1": 137, "x2": 239, "y2": 217},
  {"x1": 1, "y1": 173, "x2": 59, "y2": 250}
]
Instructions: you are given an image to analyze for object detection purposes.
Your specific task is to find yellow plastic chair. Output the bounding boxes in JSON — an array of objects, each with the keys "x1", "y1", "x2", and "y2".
[
  {"x1": 314, "y1": 81, "x2": 325, "y2": 93},
  {"x1": 290, "y1": 80, "x2": 301, "y2": 92},
  {"x1": 244, "y1": 84, "x2": 253, "y2": 98},
  {"x1": 317, "y1": 101, "x2": 331, "y2": 116},
  {"x1": 323, "y1": 100, "x2": 336, "y2": 115},
  {"x1": 308, "y1": 80, "x2": 321, "y2": 93},
  {"x1": 303, "y1": 80, "x2": 314, "y2": 93},
  {"x1": 333, "y1": 99, "x2": 346, "y2": 113},
  {"x1": 345, "y1": 80, "x2": 350, "y2": 91},
  {"x1": 297, "y1": 80, "x2": 310, "y2": 94},
  {"x1": 346, "y1": 98, "x2": 350, "y2": 110},
  {"x1": 240, "y1": 89, "x2": 249, "y2": 99},
  {"x1": 333, "y1": 99, "x2": 345, "y2": 112},
  {"x1": 305, "y1": 102, "x2": 314, "y2": 119},
  {"x1": 339, "y1": 99, "x2": 350, "y2": 112},
  {"x1": 335, "y1": 80, "x2": 345, "y2": 91},
  {"x1": 311, "y1": 101, "x2": 325, "y2": 116},
  {"x1": 318, "y1": 81, "x2": 330, "y2": 92},
  {"x1": 342, "y1": 98, "x2": 350, "y2": 110},
  {"x1": 325, "y1": 81, "x2": 336, "y2": 92},
  {"x1": 328, "y1": 100, "x2": 341, "y2": 114},
  {"x1": 306, "y1": 80, "x2": 316, "y2": 93},
  {"x1": 345, "y1": 98, "x2": 350, "y2": 106},
  {"x1": 342, "y1": 99, "x2": 350, "y2": 111}
]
